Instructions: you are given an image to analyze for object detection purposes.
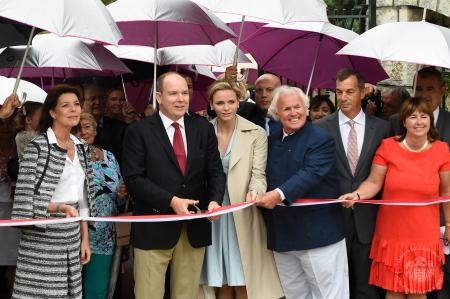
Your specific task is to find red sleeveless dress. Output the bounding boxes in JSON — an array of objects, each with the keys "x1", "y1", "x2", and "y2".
[{"x1": 369, "y1": 137, "x2": 450, "y2": 293}]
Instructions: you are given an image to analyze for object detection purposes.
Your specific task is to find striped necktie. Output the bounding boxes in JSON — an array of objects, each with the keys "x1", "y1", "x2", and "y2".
[{"x1": 347, "y1": 120, "x2": 359, "y2": 176}]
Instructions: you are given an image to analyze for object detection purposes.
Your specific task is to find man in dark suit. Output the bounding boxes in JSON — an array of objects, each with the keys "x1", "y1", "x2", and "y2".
[
  {"x1": 122, "y1": 72, "x2": 225, "y2": 299},
  {"x1": 390, "y1": 67, "x2": 450, "y2": 145},
  {"x1": 316, "y1": 69, "x2": 390, "y2": 299},
  {"x1": 257, "y1": 86, "x2": 348, "y2": 298},
  {"x1": 238, "y1": 73, "x2": 282, "y2": 135}
]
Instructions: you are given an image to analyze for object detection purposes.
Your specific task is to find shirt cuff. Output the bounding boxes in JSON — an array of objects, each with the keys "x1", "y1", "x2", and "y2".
[
  {"x1": 79, "y1": 208, "x2": 89, "y2": 218},
  {"x1": 275, "y1": 188, "x2": 286, "y2": 200},
  {"x1": 275, "y1": 188, "x2": 291, "y2": 206}
]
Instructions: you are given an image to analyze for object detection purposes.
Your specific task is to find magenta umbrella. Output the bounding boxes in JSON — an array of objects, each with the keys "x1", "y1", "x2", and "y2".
[
  {"x1": 108, "y1": 0, "x2": 235, "y2": 106},
  {"x1": 242, "y1": 22, "x2": 389, "y2": 91}
]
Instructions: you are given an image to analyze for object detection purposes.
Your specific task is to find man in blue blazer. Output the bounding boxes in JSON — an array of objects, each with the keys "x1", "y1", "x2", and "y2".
[{"x1": 257, "y1": 86, "x2": 349, "y2": 299}]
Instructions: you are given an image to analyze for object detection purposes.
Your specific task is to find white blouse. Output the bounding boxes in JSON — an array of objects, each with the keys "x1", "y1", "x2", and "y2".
[{"x1": 47, "y1": 128, "x2": 89, "y2": 218}]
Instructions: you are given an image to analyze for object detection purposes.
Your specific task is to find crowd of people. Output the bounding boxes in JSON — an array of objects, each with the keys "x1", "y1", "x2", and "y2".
[{"x1": 0, "y1": 65, "x2": 448, "y2": 299}]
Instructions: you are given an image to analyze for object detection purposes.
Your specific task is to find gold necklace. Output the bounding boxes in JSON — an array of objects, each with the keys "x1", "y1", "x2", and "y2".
[{"x1": 402, "y1": 139, "x2": 429, "y2": 152}]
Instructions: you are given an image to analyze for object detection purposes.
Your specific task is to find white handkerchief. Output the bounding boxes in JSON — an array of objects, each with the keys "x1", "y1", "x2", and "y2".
[{"x1": 440, "y1": 226, "x2": 450, "y2": 255}]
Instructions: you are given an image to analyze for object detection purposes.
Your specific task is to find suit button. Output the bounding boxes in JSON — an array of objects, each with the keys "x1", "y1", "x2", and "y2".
[{"x1": 182, "y1": 184, "x2": 186, "y2": 188}]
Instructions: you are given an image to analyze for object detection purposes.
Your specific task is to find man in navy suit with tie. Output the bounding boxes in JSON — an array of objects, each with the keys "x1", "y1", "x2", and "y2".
[
  {"x1": 257, "y1": 86, "x2": 349, "y2": 299},
  {"x1": 122, "y1": 72, "x2": 225, "y2": 299}
]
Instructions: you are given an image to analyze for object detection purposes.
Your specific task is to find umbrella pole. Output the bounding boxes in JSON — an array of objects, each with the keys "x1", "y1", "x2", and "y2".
[
  {"x1": 121, "y1": 75, "x2": 129, "y2": 102},
  {"x1": 152, "y1": 24, "x2": 158, "y2": 108},
  {"x1": 13, "y1": 26, "x2": 35, "y2": 95},
  {"x1": 232, "y1": 15, "x2": 246, "y2": 68},
  {"x1": 413, "y1": 64, "x2": 421, "y2": 95},
  {"x1": 306, "y1": 34, "x2": 323, "y2": 96}
]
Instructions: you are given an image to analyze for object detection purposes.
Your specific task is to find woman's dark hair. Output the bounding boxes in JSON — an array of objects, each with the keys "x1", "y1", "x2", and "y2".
[
  {"x1": 39, "y1": 84, "x2": 81, "y2": 133},
  {"x1": 15, "y1": 101, "x2": 43, "y2": 131},
  {"x1": 309, "y1": 95, "x2": 336, "y2": 113},
  {"x1": 395, "y1": 97, "x2": 438, "y2": 142}
]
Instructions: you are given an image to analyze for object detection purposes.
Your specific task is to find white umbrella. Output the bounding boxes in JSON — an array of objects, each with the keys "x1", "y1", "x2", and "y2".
[
  {"x1": 336, "y1": 21, "x2": 450, "y2": 69},
  {"x1": 0, "y1": 34, "x2": 131, "y2": 79},
  {"x1": 0, "y1": 0, "x2": 122, "y2": 45},
  {"x1": 106, "y1": 40, "x2": 250, "y2": 66},
  {"x1": 192, "y1": 0, "x2": 329, "y2": 24},
  {"x1": 191, "y1": 0, "x2": 329, "y2": 67},
  {"x1": 0, "y1": 76, "x2": 46, "y2": 105},
  {"x1": 0, "y1": 0, "x2": 123, "y2": 94}
]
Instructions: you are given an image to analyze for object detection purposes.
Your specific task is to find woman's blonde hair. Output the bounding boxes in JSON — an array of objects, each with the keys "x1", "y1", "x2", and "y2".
[
  {"x1": 207, "y1": 80, "x2": 241, "y2": 104},
  {"x1": 80, "y1": 112, "x2": 97, "y2": 130}
]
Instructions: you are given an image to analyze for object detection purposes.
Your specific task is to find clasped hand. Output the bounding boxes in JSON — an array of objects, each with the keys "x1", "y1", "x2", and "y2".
[{"x1": 170, "y1": 196, "x2": 221, "y2": 220}]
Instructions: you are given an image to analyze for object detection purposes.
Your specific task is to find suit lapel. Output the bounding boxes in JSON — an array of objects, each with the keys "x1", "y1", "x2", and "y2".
[
  {"x1": 354, "y1": 114, "x2": 375, "y2": 177},
  {"x1": 436, "y1": 108, "x2": 445, "y2": 134},
  {"x1": 151, "y1": 115, "x2": 181, "y2": 173},
  {"x1": 328, "y1": 113, "x2": 352, "y2": 174}
]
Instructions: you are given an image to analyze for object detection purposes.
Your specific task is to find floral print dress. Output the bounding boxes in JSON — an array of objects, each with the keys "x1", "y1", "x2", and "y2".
[{"x1": 89, "y1": 149, "x2": 123, "y2": 255}]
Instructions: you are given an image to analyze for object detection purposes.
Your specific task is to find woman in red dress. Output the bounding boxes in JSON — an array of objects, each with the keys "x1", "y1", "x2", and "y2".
[{"x1": 340, "y1": 97, "x2": 450, "y2": 299}]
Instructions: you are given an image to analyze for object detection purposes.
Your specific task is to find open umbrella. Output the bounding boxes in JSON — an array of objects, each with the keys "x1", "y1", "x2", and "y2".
[
  {"x1": 242, "y1": 22, "x2": 388, "y2": 91},
  {"x1": 192, "y1": 0, "x2": 328, "y2": 24},
  {"x1": 106, "y1": 40, "x2": 250, "y2": 66},
  {"x1": 192, "y1": 0, "x2": 329, "y2": 67},
  {"x1": 107, "y1": 0, "x2": 236, "y2": 106},
  {"x1": 0, "y1": 76, "x2": 46, "y2": 104},
  {"x1": 336, "y1": 21, "x2": 450, "y2": 69},
  {"x1": 0, "y1": 34, "x2": 131, "y2": 80},
  {"x1": 0, "y1": 0, "x2": 123, "y2": 94},
  {"x1": 0, "y1": 0, "x2": 122, "y2": 45}
]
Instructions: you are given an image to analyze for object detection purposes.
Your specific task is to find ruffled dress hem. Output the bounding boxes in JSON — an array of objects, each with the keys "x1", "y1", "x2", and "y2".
[{"x1": 369, "y1": 236, "x2": 444, "y2": 293}]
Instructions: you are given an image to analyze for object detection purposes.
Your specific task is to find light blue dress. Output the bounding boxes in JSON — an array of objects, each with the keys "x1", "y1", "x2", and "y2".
[{"x1": 201, "y1": 123, "x2": 246, "y2": 287}]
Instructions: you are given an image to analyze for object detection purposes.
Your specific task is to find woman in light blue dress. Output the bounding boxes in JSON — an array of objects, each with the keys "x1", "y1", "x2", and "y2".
[{"x1": 200, "y1": 80, "x2": 285, "y2": 299}]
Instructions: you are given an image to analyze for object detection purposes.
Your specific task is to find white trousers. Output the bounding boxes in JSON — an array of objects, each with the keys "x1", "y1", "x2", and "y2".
[{"x1": 274, "y1": 239, "x2": 349, "y2": 299}]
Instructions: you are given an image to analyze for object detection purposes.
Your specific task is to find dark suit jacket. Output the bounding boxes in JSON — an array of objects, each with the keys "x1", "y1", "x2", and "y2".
[
  {"x1": 390, "y1": 108, "x2": 450, "y2": 147},
  {"x1": 122, "y1": 113, "x2": 225, "y2": 250},
  {"x1": 94, "y1": 116, "x2": 127, "y2": 166},
  {"x1": 237, "y1": 101, "x2": 282, "y2": 134},
  {"x1": 261, "y1": 121, "x2": 345, "y2": 252},
  {"x1": 316, "y1": 112, "x2": 390, "y2": 244}
]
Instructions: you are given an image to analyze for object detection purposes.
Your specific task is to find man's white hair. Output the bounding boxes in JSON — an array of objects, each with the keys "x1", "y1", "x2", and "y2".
[{"x1": 268, "y1": 85, "x2": 310, "y2": 121}]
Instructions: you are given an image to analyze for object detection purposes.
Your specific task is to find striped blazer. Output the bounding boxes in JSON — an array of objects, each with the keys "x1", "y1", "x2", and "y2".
[{"x1": 12, "y1": 132, "x2": 96, "y2": 226}]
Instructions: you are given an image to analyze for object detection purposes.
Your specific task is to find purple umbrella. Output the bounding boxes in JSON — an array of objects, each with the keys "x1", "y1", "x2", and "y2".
[
  {"x1": 242, "y1": 22, "x2": 389, "y2": 91},
  {"x1": 107, "y1": 0, "x2": 235, "y2": 106}
]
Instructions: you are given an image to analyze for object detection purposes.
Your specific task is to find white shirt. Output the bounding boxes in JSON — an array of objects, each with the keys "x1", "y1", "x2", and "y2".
[
  {"x1": 47, "y1": 128, "x2": 89, "y2": 218},
  {"x1": 433, "y1": 107, "x2": 439, "y2": 126},
  {"x1": 338, "y1": 109, "x2": 366, "y2": 156},
  {"x1": 159, "y1": 111, "x2": 188, "y2": 154}
]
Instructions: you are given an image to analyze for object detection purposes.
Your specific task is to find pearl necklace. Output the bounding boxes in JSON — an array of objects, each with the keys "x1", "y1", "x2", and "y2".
[{"x1": 402, "y1": 139, "x2": 429, "y2": 152}]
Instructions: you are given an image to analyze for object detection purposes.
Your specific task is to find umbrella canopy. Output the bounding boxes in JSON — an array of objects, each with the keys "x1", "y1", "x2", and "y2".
[
  {"x1": 0, "y1": 34, "x2": 132, "y2": 79},
  {"x1": 0, "y1": 76, "x2": 46, "y2": 104},
  {"x1": 242, "y1": 22, "x2": 389, "y2": 89},
  {"x1": 191, "y1": 0, "x2": 329, "y2": 24},
  {"x1": 0, "y1": 0, "x2": 122, "y2": 45},
  {"x1": 214, "y1": 13, "x2": 265, "y2": 44},
  {"x1": 107, "y1": 0, "x2": 236, "y2": 47},
  {"x1": 106, "y1": 40, "x2": 250, "y2": 66},
  {"x1": 336, "y1": 21, "x2": 450, "y2": 69}
]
